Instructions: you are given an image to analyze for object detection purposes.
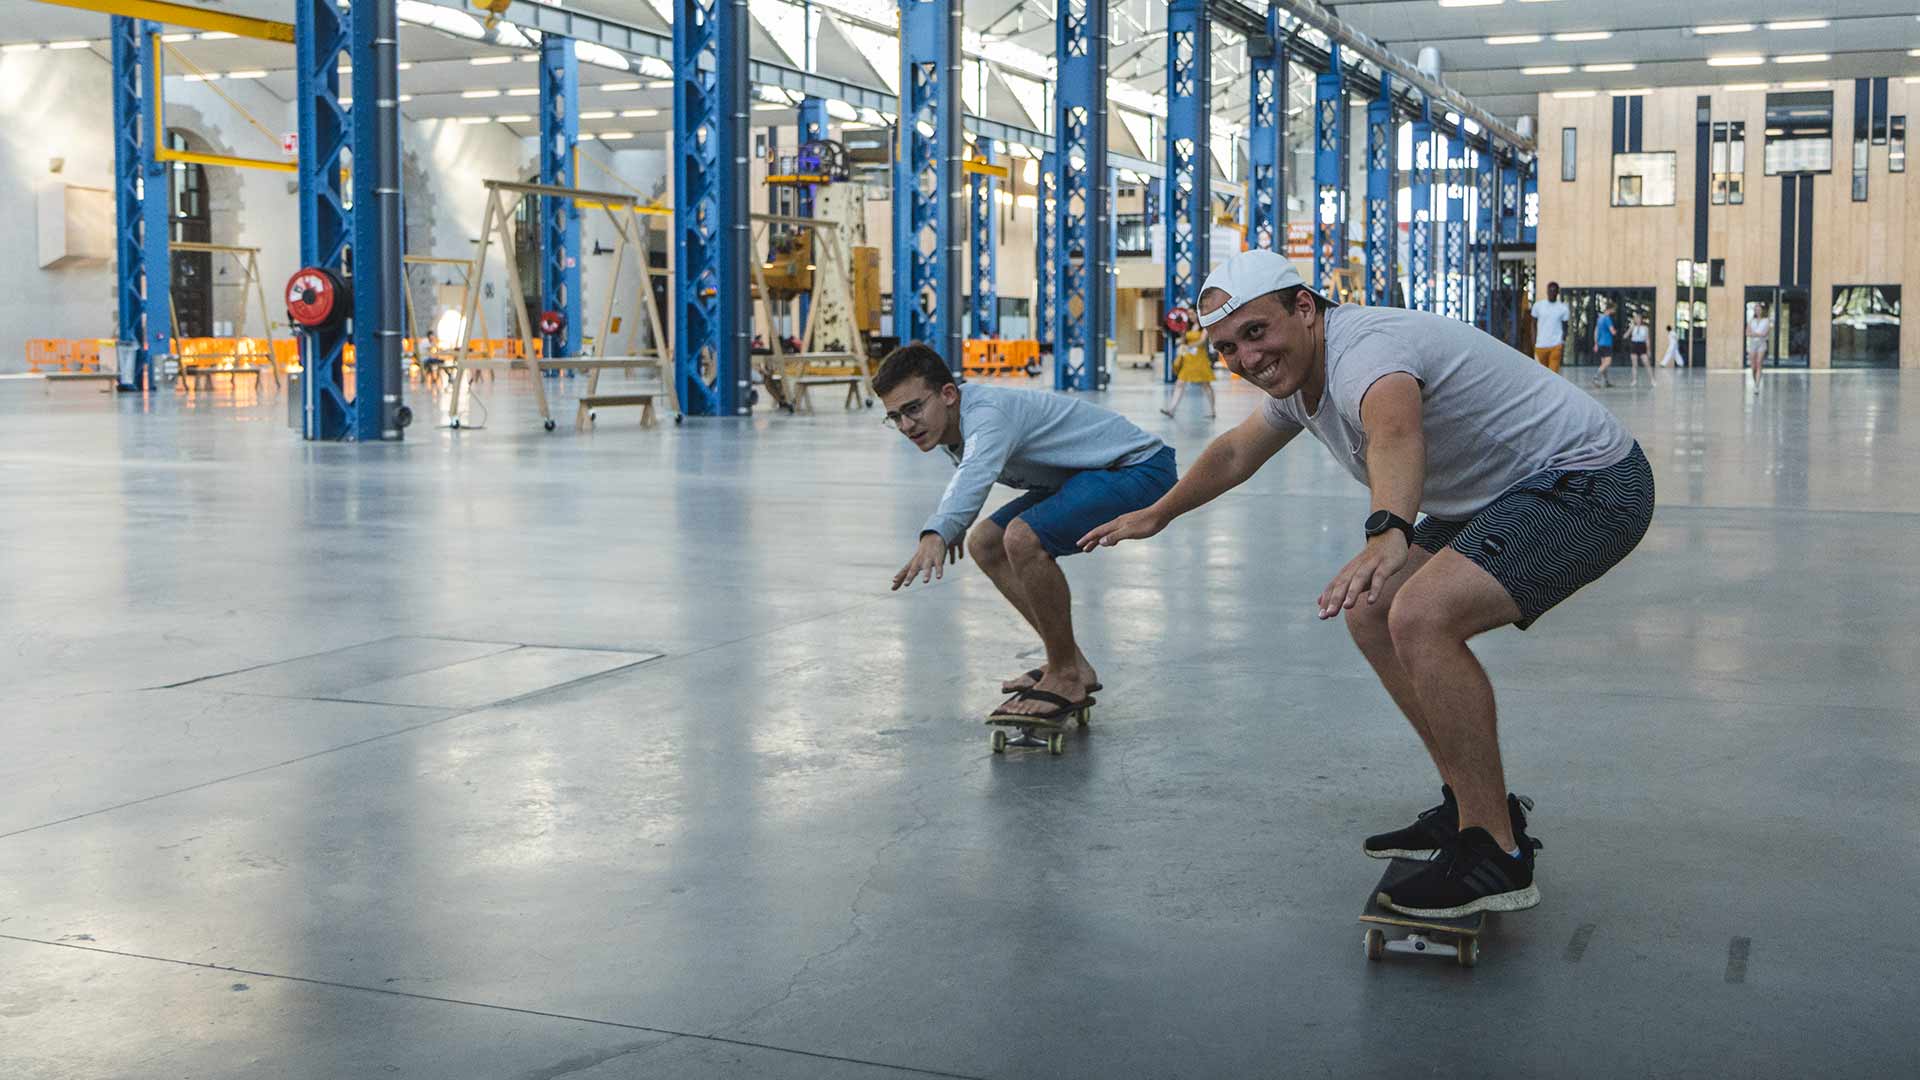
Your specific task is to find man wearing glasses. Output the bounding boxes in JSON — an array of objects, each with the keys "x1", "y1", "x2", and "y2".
[{"x1": 876, "y1": 344, "x2": 1176, "y2": 722}]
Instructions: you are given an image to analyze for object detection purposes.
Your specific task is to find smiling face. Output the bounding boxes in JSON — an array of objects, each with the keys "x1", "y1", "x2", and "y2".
[{"x1": 1200, "y1": 288, "x2": 1325, "y2": 401}]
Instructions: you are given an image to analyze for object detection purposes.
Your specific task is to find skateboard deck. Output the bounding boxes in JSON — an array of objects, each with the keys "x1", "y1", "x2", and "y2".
[
  {"x1": 985, "y1": 701, "x2": 1092, "y2": 755},
  {"x1": 1358, "y1": 857, "x2": 1485, "y2": 967}
]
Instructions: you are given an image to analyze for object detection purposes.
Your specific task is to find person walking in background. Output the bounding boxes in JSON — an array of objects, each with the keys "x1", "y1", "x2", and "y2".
[
  {"x1": 1660, "y1": 325, "x2": 1685, "y2": 370},
  {"x1": 1628, "y1": 314, "x2": 1653, "y2": 387},
  {"x1": 1161, "y1": 328, "x2": 1217, "y2": 419},
  {"x1": 1590, "y1": 304, "x2": 1617, "y2": 389},
  {"x1": 1530, "y1": 282, "x2": 1571, "y2": 374},
  {"x1": 1745, "y1": 303, "x2": 1772, "y2": 394}
]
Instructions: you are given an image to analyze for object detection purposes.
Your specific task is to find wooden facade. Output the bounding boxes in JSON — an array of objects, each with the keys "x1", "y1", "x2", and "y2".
[{"x1": 1537, "y1": 81, "x2": 1915, "y2": 369}]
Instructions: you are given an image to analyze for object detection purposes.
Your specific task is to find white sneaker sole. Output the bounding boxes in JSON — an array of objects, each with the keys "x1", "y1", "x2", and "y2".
[
  {"x1": 1383, "y1": 882, "x2": 1541, "y2": 920},
  {"x1": 1364, "y1": 847, "x2": 1440, "y2": 860}
]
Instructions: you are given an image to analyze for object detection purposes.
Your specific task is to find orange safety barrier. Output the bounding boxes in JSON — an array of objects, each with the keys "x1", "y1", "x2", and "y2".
[
  {"x1": 26, "y1": 338, "x2": 116, "y2": 373},
  {"x1": 960, "y1": 338, "x2": 1040, "y2": 377}
]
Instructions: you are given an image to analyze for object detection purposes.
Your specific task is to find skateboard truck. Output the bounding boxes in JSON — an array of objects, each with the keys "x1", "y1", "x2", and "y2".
[
  {"x1": 986, "y1": 703, "x2": 1092, "y2": 755},
  {"x1": 1359, "y1": 859, "x2": 1486, "y2": 968}
]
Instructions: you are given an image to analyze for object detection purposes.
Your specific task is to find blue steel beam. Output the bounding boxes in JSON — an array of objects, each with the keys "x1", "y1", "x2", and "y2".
[
  {"x1": 1162, "y1": 0, "x2": 1208, "y2": 382},
  {"x1": 1053, "y1": 0, "x2": 1109, "y2": 392},
  {"x1": 1499, "y1": 152, "x2": 1521, "y2": 245},
  {"x1": 1036, "y1": 150, "x2": 1057, "y2": 348},
  {"x1": 295, "y1": 0, "x2": 351, "y2": 438},
  {"x1": 112, "y1": 17, "x2": 166, "y2": 392},
  {"x1": 139, "y1": 30, "x2": 170, "y2": 389},
  {"x1": 1108, "y1": 167, "x2": 1118, "y2": 368},
  {"x1": 1363, "y1": 72, "x2": 1395, "y2": 306},
  {"x1": 349, "y1": 0, "x2": 405, "y2": 439},
  {"x1": 1246, "y1": 8, "x2": 1286, "y2": 253},
  {"x1": 969, "y1": 144, "x2": 997, "y2": 339},
  {"x1": 797, "y1": 95, "x2": 826, "y2": 219},
  {"x1": 1474, "y1": 135, "x2": 1496, "y2": 332},
  {"x1": 1407, "y1": 106, "x2": 1434, "y2": 312},
  {"x1": 673, "y1": 0, "x2": 751, "y2": 416},
  {"x1": 1442, "y1": 132, "x2": 1465, "y2": 322},
  {"x1": 539, "y1": 35, "x2": 581, "y2": 366},
  {"x1": 1522, "y1": 158, "x2": 1538, "y2": 246},
  {"x1": 1312, "y1": 45, "x2": 1347, "y2": 291},
  {"x1": 895, "y1": 0, "x2": 963, "y2": 375}
]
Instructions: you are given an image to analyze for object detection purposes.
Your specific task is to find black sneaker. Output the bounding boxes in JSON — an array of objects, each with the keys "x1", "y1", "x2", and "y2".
[
  {"x1": 1379, "y1": 826, "x2": 1543, "y2": 919},
  {"x1": 1363, "y1": 786, "x2": 1458, "y2": 860}
]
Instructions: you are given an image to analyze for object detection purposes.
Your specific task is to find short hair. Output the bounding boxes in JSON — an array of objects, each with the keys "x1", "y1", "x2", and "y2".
[
  {"x1": 1546, "y1": 281, "x2": 1559, "y2": 290},
  {"x1": 1198, "y1": 284, "x2": 1331, "y2": 320},
  {"x1": 872, "y1": 343, "x2": 957, "y2": 398}
]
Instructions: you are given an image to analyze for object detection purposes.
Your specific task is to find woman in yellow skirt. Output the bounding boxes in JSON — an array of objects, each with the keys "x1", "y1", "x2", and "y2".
[{"x1": 1160, "y1": 328, "x2": 1216, "y2": 419}]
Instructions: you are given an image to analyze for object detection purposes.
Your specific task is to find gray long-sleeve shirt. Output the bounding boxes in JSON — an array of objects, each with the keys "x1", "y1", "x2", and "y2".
[{"x1": 921, "y1": 384, "x2": 1165, "y2": 544}]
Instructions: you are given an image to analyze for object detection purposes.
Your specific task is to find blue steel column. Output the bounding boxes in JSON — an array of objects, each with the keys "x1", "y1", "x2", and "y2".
[
  {"x1": 539, "y1": 35, "x2": 581, "y2": 365},
  {"x1": 349, "y1": 0, "x2": 405, "y2": 439},
  {"x1": 1108, "y1": 167, "x2": 1119, "y2": 367},
  {"x1": 296, "y1": 0, "x2": 351, "y2": 438},
  {"x1": 1313, "y1": 45, "x2": 1347, "y2": 291},
  {"x1": 1163, "y1": 0, "x2": 1209, "y2": 381},
  {"x1": 1474, "y1": 136, "x2": 1497, "y2": 331},
  {"x1": 894, "y1": 0, "x2": 963, "y2": 374},
  {"x1": 1036, "y1": 150, "x2": 1057, "y2": 347},
  {"x1": 1499, "y1": 153, "x2": 1521, "y2": 244},
  {"x1": 1053, "y1": 0, "x2": 1109, "y2": 391},
  {"x1": 674, "y1": 0, "x2": 751, "y2": 415},
  {"x1": 1247, "y1": 10, "x2": 1286, "y2": 253},
  {"x1": 797, "y1": 96, "x2": 827, "y2": 219},
  {"x1": 1522, "y1": 158, "x2": 1538, "y2": 246},
  {"x1": 1408, "y1": 106, "x2": 1434, "y2": 312},
  {"x1": 112, "y1": 17, "x2": 167, "y2": 392},
  {"x1": 1443, "y1": 131, "x2": 1466, "y2": 322},
  {"x1": 969, "y1": 146, "x2": 997, "y2": 338},
  {"x1": 1363, "y1": 73, "x2": 1395, "y2": 306}
]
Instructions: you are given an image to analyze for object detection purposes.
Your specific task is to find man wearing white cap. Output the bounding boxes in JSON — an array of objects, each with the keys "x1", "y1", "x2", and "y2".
[{"x1": 1079, "y1": 250, "x2": 1655, "y2": 920}]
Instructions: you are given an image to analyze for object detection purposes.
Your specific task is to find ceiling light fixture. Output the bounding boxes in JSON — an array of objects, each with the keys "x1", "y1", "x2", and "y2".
[
  {"x1": 0, "y1": 43, "x2": 42, "y2": 52},
  {"x1": 1522, "y1": 65, "x2": 1573, "y2": 75},
  {"x1": 1694, "y1": 23, "x2": 1754, "y2": 35},
  {"x1": 507, "y1": 87, "x2": 538, "y2": 96},
  {"x1": 1609, "y1": 88, "x2": 1651, "y2": 96},
  {"x1": 470, "y1": 55, "x2": 512, "y2": 65},
  {"x1": 199, "y1": 31, "x2": 236, "y2": 40},
  {"x1": 160, "y1": 33, "x2": 194, "y2": 43},
  {"x1": 1707, "y1": 55, "x2": 1765, "y2": 67},
  {"x1": 598, "y1": 131, "x2": 634, "y2": 140},
  {"x1": 621, "y1": 108, "x2": 659, "y2": 117},
  {"x1": 601, "y1": 82, "x2": 641, "y2": 91},
  {"x1": 1552, "y1": 31, "x2": 1612, "y2": 42},
  {"x1": 1775, "y1": 53, "x2": 1829, "y2": 64},
  {"x1": 460, "y1": 89, "x2": 500, "y2": 98},
  {"x1": 1582, "y1": 63, "x2": 1635, "y2": 72},
  {"x1": 1551, "y1": 90, "x2": 1596, "y2": 98},
  {"x1": 645, "y1": 80, "x2": 672, "y2": 90},
  {"x1": 1724, "y1": 83, "x2": 1769, "y2": 91},
  {"x1": 1780, "y1": 80, "x2": 1829, "y2": 89},
  {"x1": 183, "y1": 72, "x2": 221, "y2": 81},
  {"x1": 398, "y1": 94, "x2": 413, "y2": 102},
  {"x1": 48, "y1": 40, "x2": 93, "y2": 50},
  {"x1": 398, "y1": 62, "x2": 413, "y2": 71},
  {"x1": 580, "y1": 109, "x2": 614, "y2": 119},
  {"x1": 227, "y1": 69, "x2": 268, "y2": 79},
  {"x1": 457, "y1": 116, "x2": 489, "y2": 125},
  {"x1": 1485, "y1": 34, "x2": 1541, "y2": 45},
  {"x1": 1437, "y1": 0, "x2": 1503, "y2": 7},
  {"x1": 497, "y1": 114, "x2": 531, "y2": 123},
  {"x1": 1764, "y1": 20, "x2": 1829, "y2": 31}
]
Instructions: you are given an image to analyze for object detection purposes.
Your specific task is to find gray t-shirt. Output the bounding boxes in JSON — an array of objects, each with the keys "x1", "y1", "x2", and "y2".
[
  {"x1": 923, "y1": 383, "x2": 1165, "y2": 543},
  {"x1": 1262, "y1": 305, "x2": 1634, "y2": 520}
]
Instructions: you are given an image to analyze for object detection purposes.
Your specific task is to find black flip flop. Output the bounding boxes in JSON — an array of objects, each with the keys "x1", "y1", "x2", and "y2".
[
  {"x1": 989, "y1": 688, "x2": 1095, "y2": 723},
  {"x1": 1001, "y1": 667, "x2": 1103, "y2": 693}
]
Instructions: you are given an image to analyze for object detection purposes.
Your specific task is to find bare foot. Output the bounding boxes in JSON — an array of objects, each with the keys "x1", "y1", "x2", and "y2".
[
  {"x1": 995, "y1": 669, "x2": 1091, "y2": 718},
  {"x1": 1002, "y1": 654, "x2": 1099, "y2": 693}
]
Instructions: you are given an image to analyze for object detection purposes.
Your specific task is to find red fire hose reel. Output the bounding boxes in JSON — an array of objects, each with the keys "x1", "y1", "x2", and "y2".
[
  {"x1": 286, "y1": 267, "x2": 350, "y2": 331},
  {"x1": 538, "y1": 309, "x2": 567, "y2": 336}
]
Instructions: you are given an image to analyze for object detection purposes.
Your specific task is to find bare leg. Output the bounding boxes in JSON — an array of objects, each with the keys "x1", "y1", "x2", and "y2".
[
  {"x1": 1386, "y1": 550, "x2": 1526, "y2": 851},
  {"x1": 1202, "y1": 383, "x2": 1216, "y2": 418},
  {"x1": 996, "y1": 520, "x2": 1090, "y2": 715},
  {"x1": 1344, "y1": 547, "x2": 1447, "y2": 770},
  {"x1": 973, "y1": 520, "x2": 1094, "y2": 692},
  {"x1": 1162, "y1": 382, "x2": 1185, "y2": 416}
]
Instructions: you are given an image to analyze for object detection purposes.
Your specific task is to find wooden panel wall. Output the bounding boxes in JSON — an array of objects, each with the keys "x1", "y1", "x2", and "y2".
[{"x1": 1538, "y1": 82, "x2": 1917, "y2": 369}]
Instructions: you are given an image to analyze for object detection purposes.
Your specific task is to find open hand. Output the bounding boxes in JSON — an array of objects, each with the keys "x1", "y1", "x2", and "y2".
[
  {"x1": 1317, "y1": 533, "x2": 1409, "y2": 619},
  {"x1": 1078, "y1": 506, "x2": 1168, "y2": 552},
  {"x1": 893, "y1": 532, "x2": 961, "y2": 590}
]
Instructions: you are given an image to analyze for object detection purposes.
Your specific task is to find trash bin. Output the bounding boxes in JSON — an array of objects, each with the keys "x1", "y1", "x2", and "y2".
[{"x1": 114, "y1": 342, "x2": 138, "y2": 387}]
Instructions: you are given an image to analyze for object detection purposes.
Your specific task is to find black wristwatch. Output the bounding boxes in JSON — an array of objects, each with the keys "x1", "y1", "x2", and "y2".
[{"x1": 1364, "y1": 510, "x2": 1414, "y2": 544}]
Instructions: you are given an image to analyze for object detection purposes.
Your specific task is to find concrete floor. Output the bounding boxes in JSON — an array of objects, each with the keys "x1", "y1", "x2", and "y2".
[{"x1": 1, "y1": 364, "x2": 1916, "y2": 1079}]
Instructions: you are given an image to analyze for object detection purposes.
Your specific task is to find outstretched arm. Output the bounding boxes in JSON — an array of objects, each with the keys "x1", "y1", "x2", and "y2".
[{"x1": 1079, "y1": 411, "x2": 1296, "y2": 550}]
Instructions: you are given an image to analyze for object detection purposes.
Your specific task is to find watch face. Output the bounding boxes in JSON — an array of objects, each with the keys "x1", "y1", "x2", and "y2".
[{"x1": 1365, "y1": 510, "x2": 1391, "y2": 533}]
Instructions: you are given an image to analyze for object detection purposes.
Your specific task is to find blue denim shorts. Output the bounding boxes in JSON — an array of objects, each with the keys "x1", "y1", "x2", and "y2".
[{"x1": 988, "y1": 445, "x2": 1177, "y2": 557}]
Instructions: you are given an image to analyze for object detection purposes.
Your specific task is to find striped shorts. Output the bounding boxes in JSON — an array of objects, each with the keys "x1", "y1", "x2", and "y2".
[{"x1": 1411, "y1": 443, "x2": 1654, "y2": 630}]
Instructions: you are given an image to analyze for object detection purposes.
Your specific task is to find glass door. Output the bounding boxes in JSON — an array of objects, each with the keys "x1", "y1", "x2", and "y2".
[{"x1": 1743, "y1": 287, "x2": 1811, "y2": 368}]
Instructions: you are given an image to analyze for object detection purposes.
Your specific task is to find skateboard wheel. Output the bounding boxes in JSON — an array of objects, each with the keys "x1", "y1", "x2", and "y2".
[
  {"x1": 991, "y1": 729, "x2": 1007, "y2": 754},
  {"x1": 543, "y1": 418, "x2": 557, "y2": 432},
  {"x1": 1075, "y1": 707, "x2": 1090, "y2": 729},
  {"x1": 1364, "y1": 928, "x2": 1384, "y2": 962},
  {"x1": 1047, "y1": 732, "x2": 1065, "y2": 755},
  {"x1": 1456, "y1": 938, "x2": 1479, "y2": 968}
]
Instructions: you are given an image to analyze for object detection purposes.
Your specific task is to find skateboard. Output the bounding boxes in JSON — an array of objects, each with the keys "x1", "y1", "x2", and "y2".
[
  {"x1": 1358, "y1": 857, "x2": 1485, "y2": 967},
  {"x1": 985, "y1": 702, "x2": 1091, "y2": 755}
]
